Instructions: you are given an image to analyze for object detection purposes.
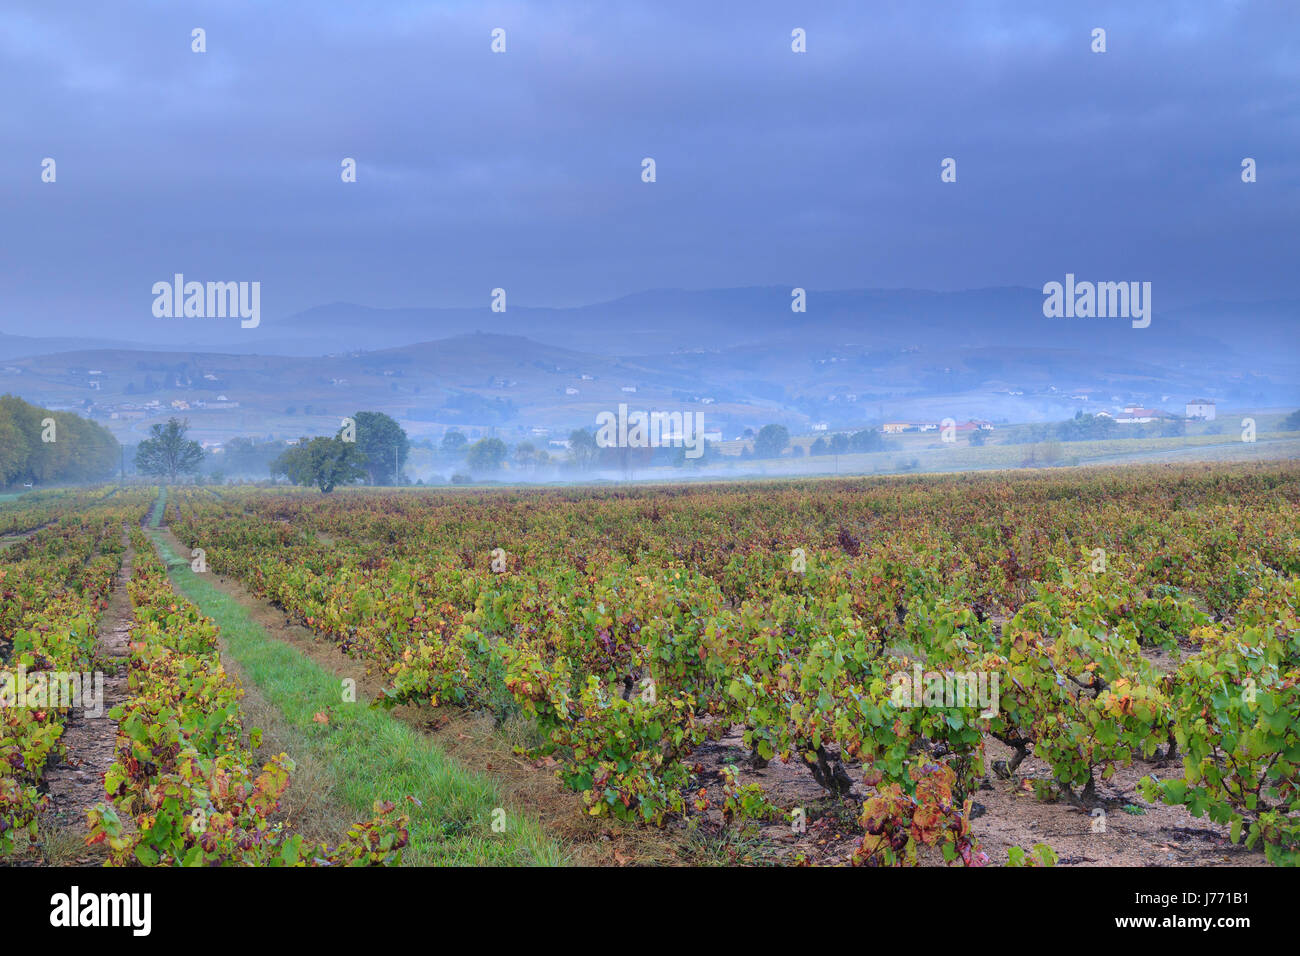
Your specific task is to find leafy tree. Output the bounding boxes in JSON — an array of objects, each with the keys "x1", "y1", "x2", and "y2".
[
  {"x1": 351, "y1": 411, "x2": 409, "y2": 485},
  {"x1": 969, "y1": 428, "x2": 988, "y2": 447},
  {"x1": 0, "y1": 405, "x2": 31, "y2": 485},
  {"x1": 135, "y1": 418, "x2": 203, "y2": 483},
  {"x1": 828, "y1": 432, "x2": 850, "y2": 455},
  {"x1": 0, "y1": 395, "x2": 118, "y2": 486},
  {"x1": 1056, "y1": 414, "x2": 1116, "y2": 442},
  {"x1": 271, "y1": 436, "x2": 367, "y2": 493},
  {"x1": 440, "y1": 430, "x2": 468, "y2": 457},
  {"x1": 809, "y1": 437, "x2": 829, "y2": 456},
  {"x1": 568, "y1": 429, "x2": 599, "y2": 470},
  {"x1": 466, "y1": 437, "x2": 507, "y2": 473},
  {"x1": 514, "y1": 441, "x2": 550, "y2": 471},
  {"x1": 753, "y1": 424, "x2": 790, "y2": 459},
  {"x1": 850, "y1": 429, "x2": 885, "y2": 453}
]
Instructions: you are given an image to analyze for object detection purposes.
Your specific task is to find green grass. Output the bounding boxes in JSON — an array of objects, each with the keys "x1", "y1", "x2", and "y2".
[
  {"x1": 147, "y1": 486, "x2": 166, "y2": 527},
  {"x1": 146, "y1": 524, "x2": 566, "y2": 866}
]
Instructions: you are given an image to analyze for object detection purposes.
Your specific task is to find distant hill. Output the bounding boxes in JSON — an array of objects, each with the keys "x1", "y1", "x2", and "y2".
[
  {"x1": 0, "y1": 287, "x2": 1294, "y2": 446},
  {"x1": 0, "y1": 332, "x2": 146, "y2": 361},
  {"x1": 261, "y1": 287, "x2": 1295, "y2": 368}
]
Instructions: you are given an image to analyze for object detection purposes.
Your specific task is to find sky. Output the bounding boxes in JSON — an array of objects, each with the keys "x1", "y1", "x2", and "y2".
[{"x1": 1, "y1": 0, "x2": 1297, "y2": 337}]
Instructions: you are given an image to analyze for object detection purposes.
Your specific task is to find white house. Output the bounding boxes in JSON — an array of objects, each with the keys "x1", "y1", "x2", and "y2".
[
  {"x1": 1185, "y1": 399, "x2": 1216, "y2": 421},
  {"x1": 621, "y1": 385, "x2": 637, "y2": 393},
  {"x1": 565, "y1": 387, "x2": 579, "y2": 395}
]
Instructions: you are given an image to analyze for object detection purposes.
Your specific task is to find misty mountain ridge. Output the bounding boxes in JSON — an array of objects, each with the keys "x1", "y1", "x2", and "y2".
[{"x1": 1, "y1": 287, "x2": 1294, "y2": 445}]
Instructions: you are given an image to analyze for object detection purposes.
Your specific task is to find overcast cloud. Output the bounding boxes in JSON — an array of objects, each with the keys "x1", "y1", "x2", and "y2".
[{"x1": 1, "y1": 0, "x2": 1296, "y2": 336}]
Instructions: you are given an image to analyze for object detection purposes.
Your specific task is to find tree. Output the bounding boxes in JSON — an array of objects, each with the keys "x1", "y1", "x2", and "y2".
[
  {"x1": 271, "y1": 436, "x2": 367, "y2": 493},
  {"x1": 0, "y1": 395, "x2": 118, "y2": 487},
  {"x1": 466, "y1": 437, "x2": 507, "y2": 473},
  {"x1": 135, "y1": 418, "x2": 203, "y2": 482},
  {"x1": 514, "y1": 441, "x2": 538, "y2": 471},
  {"x1": 828, "y1": 432, "x2": 850, "y2": 455},
  {"x1": 440, "y1": 430, "x2": 468, "y2": 457},
  {"x1": 753, "y1": 424, "x2": 790, "y2": 459},
  {"x1": 849, "y1": 429, "x2": 885, "y2": 453},
  {"x1": 0, "y1": 405, "x2": 30, "y2": 485},
  {"x1": 568, "y1": 429, "x2": 598, "y2": 470},
  {"x1": 352, "y1": 410, "x2": 409, "y2": 485},
  {"x1": 809, "y1": 437, "x2": 829, "y2": 456},
  {"x1": 1057, "y1": 413, "x2": 1116, "y2": 442},
  {"x1": 1283, "y1": 409, "x2": 1300, "y2": 431}
]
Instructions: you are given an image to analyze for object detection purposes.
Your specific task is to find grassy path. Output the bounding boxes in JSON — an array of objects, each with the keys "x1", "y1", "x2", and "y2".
[{"x1": 144, "y1": 495, "x2": 565, "y2": 866}]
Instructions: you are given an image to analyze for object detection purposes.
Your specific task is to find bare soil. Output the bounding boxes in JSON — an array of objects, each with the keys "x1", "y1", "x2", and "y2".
[
  {"x1": 37, "y1": 528, "x2": 133, "y2": 865},
  {"x1": 680, "y1": 728, "x2": 1265, "y2": 866}
]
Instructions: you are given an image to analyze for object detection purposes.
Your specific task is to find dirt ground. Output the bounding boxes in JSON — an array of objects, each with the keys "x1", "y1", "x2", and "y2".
[
  {"x1": 21, "y1": 528, "x2": 133, "y2": 865},
  {"x1": 681, "y1": 728, "x2": 1265, "y2": 866}
]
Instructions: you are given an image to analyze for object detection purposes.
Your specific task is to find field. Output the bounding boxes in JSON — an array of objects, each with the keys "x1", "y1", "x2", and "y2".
[{"x1": 2, "y1": 462, "x2": 1297, "y2": 867}]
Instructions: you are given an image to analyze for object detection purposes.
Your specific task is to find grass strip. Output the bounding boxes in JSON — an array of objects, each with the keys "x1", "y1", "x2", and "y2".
[{"x1": 146, "y1": 521, "x2": 565, "y2": 866}]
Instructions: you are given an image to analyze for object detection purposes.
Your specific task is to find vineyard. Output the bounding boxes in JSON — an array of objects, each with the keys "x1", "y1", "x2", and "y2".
[
  {"x1": 1, "y1": 488, "x2": 407, "y2": 865},
  {"x1": 2, "y1": 462, "x2": 1298, "y2": 866}
]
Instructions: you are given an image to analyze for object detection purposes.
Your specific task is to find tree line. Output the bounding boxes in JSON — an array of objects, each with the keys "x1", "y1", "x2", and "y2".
[{"x1": 0, "y1": 395, "x2": 120, "y2": 488}]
